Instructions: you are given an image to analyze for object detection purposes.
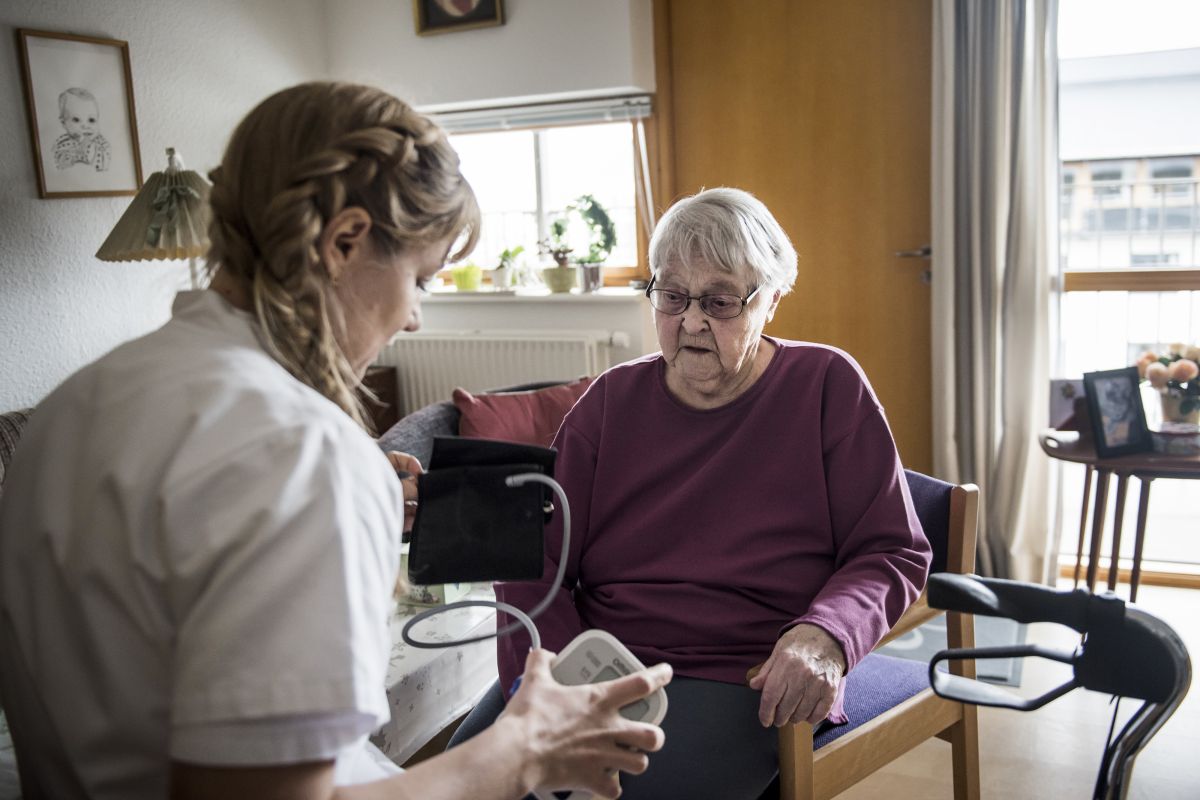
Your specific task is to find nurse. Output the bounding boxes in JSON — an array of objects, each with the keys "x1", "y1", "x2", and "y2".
[{"x1": 0, "y1": 81, "x2": 670, "y2": 800}]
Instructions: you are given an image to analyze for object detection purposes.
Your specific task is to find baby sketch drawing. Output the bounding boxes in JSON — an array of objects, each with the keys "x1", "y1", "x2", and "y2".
[{"x1": 53, "y1": 88, "x2": 111, "y2": 172}]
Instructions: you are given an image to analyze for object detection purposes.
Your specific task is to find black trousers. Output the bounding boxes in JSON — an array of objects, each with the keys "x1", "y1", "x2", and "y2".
[{"x1": 447, "y1": 675, "x2": 781, "y2": 800}]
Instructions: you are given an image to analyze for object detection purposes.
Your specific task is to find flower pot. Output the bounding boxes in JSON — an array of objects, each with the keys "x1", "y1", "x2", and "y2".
[
  {"x1": 579, "y1": 264, "x2": 603, "y2": 293},
  {"x1": 541, "y1": 266, "x2": 576, "y2": 294},
  {"x1": 1160, "y1": 392, "x2": 1200, "y2": 424}
]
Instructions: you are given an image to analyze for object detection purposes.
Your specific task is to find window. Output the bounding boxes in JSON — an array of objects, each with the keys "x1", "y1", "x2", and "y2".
[
  {"x1": 1056, "y1": 0, "x2": 1200, "y2": 576},
  {"x1": 1151, "y1": 157, "x2": 1195, "y2": 198},
  {"x1": 431, "y1": 95, "x2": 651, "y2": 283},
  {"x1": 1090, "y1": 161, "x2": 1129, "y2": 198}
]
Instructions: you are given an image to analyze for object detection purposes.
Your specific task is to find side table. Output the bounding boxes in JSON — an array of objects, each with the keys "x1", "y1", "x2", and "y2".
[{"x1": 1039, "y1": 429, "x2": 1200, "y2": 601}]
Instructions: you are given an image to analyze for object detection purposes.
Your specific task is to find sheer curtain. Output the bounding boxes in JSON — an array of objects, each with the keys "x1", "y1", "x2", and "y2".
[{"x1": 931, "y1": 0, "x2": 1060, "y2": 582}]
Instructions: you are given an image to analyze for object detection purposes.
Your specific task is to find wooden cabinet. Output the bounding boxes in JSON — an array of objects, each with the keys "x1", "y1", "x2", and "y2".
[{"x1": 360, "y1": 365, "x2": 400, "y2": 435}]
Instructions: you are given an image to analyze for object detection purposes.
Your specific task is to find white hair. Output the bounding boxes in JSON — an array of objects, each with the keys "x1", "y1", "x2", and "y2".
[{"x1": 648, "y1": 187, "x2": 798, "y2": 295}]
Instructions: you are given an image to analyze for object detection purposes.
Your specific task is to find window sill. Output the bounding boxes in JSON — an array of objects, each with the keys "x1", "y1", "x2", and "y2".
[{"x1": 425, "y1": 287, "x2": 645, "y2": 303}]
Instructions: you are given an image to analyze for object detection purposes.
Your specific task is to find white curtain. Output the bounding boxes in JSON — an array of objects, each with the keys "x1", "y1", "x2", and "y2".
[{"x1": 931, "y1": 0, "x2": 1060, "y2": 582}]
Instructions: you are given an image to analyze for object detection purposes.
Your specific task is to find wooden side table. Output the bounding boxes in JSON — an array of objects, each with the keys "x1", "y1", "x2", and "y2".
[{"x1": 1039, "y1": 429, "x2": 1200, "y2": 601}]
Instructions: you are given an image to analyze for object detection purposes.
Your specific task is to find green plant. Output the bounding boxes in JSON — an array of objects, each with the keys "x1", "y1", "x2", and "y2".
[
  {"x1": 539, "y1": 218, "x2": 573, "y2": 267},
  {"x1": 568, "y1": 194, "x2": 617, "y2": 265},
  {"x1": 497, "y1": 245, "x2": 524, "y2": 269},
  {"x1": 538, "y1": 195, "x2": 617, "y2": 268}
]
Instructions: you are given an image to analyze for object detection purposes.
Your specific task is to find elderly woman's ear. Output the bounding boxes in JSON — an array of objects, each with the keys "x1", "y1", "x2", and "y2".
[{"x1": 766, "y1": 289, "x2": 782, "y2": 322}]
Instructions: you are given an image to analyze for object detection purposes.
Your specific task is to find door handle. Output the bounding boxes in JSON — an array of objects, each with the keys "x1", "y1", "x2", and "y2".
[
  {"x1": 895, "y1": 245, "x2": 932, "y2": 283},
  {"x1": 894, "y1": 245, "x2": 932, "y2": 259}
]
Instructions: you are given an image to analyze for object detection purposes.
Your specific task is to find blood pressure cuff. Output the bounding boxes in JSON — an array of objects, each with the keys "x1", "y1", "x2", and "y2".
[{"x1": 406, "y1": 436, "x2": 556, "y2": 585}]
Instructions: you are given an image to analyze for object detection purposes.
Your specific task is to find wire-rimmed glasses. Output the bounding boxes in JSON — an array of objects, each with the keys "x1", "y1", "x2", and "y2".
[{"x1": 644, "y1": 276, "x2": 761, "y2": 319}]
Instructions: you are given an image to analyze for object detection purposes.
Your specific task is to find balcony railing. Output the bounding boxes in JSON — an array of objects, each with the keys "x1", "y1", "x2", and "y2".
[{"x1": 1061, "y1": 175, "x2": 1200, "y2": 270}]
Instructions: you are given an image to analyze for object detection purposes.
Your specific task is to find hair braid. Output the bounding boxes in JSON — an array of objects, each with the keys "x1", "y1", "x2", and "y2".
[{"x1": 206, "y1": 82, "x2": 479, "y2": 430}]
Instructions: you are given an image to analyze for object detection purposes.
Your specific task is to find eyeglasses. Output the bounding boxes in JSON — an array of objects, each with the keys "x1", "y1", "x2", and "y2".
[{"x1": 644, "y1": 276, "x2": 761, "y2": 320}]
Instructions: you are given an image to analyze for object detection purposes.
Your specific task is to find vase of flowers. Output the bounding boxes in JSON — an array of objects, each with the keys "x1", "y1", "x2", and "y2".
[{"x1": 1135, "y1": 343, "x2": 1200, "y2": 424}]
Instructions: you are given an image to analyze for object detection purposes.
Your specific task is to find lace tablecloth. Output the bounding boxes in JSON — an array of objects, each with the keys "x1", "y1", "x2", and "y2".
[{"x1": 370, "y1": 586, "x2": 499, "y2": 765}]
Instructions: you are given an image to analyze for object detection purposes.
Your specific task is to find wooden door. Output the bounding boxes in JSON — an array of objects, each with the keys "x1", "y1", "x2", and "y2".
[{"x1": 655, "y1": 0, "x2": 933, "y2": 470}]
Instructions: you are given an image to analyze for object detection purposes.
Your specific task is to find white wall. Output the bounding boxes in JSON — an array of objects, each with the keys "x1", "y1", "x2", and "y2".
[
  {"x1": 0, "y1": 0, "x2": 656, "y2": 411},
  {"x1": 0, "y1": 0, "x2": 326, "y2": 410},
  {"x1": 326, "y1": 0, "x2": 654, "y2": 111}
]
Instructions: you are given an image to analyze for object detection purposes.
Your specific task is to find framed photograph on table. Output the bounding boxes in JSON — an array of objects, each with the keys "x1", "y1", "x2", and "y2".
[
  {"x1": 413, "y1": 0, "x2": 505, "y2": 36},
  {"x1": 1083, "y1": 367, "x2": 1152, "y2": 458},
  {"x1": 17, "y1": 29, "x2": 143, "y2": 198}
]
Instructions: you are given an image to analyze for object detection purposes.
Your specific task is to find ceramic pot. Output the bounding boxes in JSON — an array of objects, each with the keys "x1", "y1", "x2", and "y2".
[
  {"x1": 542, "y1": 266, "x2": 576, "y2": 294},
  {"x1": 1160, "y1": 392, "x2": 1200, "y2": 424}
]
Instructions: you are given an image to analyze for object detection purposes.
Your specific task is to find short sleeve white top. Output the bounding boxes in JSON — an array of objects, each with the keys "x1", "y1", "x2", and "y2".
[{"x1": 0, "y1": 291, "x2": 404, "y2": 799}]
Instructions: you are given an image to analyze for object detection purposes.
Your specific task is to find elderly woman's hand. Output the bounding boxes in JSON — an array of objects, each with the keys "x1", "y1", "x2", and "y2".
[
  {"x1": 748, "y1": 623, "x2": 846, "y2": 727},
  {"x1": 385, "y1": 451, "x2": 423, "y2": 532}
]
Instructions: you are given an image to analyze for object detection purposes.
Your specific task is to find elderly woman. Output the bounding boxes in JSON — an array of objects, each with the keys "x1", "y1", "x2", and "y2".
[
  {"x1": 0, "y1": 82, "x2": 670, "y2": 800},
  {"x1": 452, "y1": 187, "x2": 930, "y2": 799}
]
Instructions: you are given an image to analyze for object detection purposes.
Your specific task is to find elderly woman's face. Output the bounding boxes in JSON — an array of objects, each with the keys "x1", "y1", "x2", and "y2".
[{"x1": 653, "y1": 259, "x2": 779, "y2": 405}]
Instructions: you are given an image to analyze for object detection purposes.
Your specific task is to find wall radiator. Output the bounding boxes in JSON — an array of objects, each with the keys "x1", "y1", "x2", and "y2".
[{"x1": 375, "y1": 329, "x2": 628, "y2": 415}]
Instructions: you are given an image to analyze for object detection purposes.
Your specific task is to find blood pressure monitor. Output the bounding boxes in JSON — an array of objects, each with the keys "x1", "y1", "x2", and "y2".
[{"x1": 532, "y1": 629, "x2": 669, "y2": 800}]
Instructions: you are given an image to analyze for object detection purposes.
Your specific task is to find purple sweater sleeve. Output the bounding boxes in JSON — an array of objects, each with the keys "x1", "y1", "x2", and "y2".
[
  {"x1": 789, "y1": 357, "x2": 931, "y2": 672},
  {"x1": 494, "y1": 407, "x2": 595, "y2": 694}
]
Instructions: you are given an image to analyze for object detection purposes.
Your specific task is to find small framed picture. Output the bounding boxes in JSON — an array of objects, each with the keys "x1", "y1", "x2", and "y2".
[
  {"x1": 413, "y1": 0, "x2": 505, "y2": 36},
  {"x1": 1083, "y1": 367, "x2": 1152, "y2": 458},
  {"x1": 17, "y1": 29, "x2": 143, "y2": 198},
  {"x1": 1049, "y1": 378, "x2": 1086, "y2": 430}
]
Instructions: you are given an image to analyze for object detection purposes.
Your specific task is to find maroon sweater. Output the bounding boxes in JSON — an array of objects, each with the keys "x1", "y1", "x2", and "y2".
[{"x1": 496, "y1": 338, "x2": 931, "y2": 722}]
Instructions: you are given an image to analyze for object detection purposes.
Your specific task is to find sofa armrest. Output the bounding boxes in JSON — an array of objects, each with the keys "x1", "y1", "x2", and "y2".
[{"x1": 376, "y1": 401, "x2": 459, "y2": 469}]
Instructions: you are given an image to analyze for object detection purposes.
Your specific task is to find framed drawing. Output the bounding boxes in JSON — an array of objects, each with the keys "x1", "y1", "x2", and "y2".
[
  {"x1": 1083, "y1": 367, "x2": 1152, "y2": 458},
  {"x1": 17, "y1": 29, "x2": 143, "y2": 198},
  {"x1": 413, "y1": 0, "x2": 505, "y2": 35}
]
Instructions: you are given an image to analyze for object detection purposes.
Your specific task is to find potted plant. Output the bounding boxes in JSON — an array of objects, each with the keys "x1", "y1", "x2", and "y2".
[
  {"x1": 570, "y1": 194, "x2": 617, "y2": 293},
  {"x1": 1136, "y1": 343, "x2": 1200, "y2": 424},
  {"x1": 537, "y1": 195, "x2": 617, "y2": 293},
  {"x1": 492, "y1": 245, "x2": 524, "y2": 290},
  {"x1": 538, "y1": 218, "x2": 576, "y2": 293},
  {"x1": 449, "y1": 261, "x2": 482, "y2": 292}
]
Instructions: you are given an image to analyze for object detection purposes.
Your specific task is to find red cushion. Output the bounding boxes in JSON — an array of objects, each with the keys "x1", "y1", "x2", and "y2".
[{"x1": 452, "y1": 378, "x2": 593, "y2": 447}]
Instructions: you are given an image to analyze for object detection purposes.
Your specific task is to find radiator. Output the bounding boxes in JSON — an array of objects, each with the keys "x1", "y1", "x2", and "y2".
[{"x1": 375, "y1": 329, "x2": 627, "y2": 415}]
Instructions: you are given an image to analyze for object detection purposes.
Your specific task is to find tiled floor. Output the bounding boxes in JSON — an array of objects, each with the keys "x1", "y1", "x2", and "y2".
[{"x1": 836, "y1": 581, "x2": 1200, "y2": 799}]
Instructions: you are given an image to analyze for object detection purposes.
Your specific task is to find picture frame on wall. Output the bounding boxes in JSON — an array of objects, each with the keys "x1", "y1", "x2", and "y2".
[
  {"x1": 413, "y1": 0, "x2": 505, "y2": 36},
  {"x1": 17, "y1": 28, "x2": 143, "y2": 199},
  {"x1": 1082, "y1": 367, "x2": 1152, "y2": 458}
]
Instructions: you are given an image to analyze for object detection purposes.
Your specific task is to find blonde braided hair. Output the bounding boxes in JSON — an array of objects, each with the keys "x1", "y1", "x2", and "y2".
[{"x1": 206, "y1": 82, "x2": 479, "y2": 430}]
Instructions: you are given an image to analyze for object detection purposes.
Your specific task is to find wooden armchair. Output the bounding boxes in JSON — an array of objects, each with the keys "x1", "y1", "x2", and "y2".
[{"x1": 765, "y1": 470, "x2": 981, "y2": 800}]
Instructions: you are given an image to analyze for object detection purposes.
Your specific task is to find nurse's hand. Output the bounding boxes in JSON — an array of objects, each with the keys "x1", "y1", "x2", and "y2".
[
  {"x1": 749, "y1": 622, "x2": 845, "y2": 727},
  {"x1": 498, "y1": 649, "x2": 671, "y2": 799},
  {"x1": 385, "y1": 451, "x2": 422, "y2": 532}
]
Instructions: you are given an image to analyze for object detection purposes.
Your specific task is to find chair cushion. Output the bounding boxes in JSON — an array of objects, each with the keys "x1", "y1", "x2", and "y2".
[
  {"x1": 452, "y1": 377, "x2": 593, "y2": 447},
  {"x1": 813, "y1": 652, "x2": 931, "y2": 749}
]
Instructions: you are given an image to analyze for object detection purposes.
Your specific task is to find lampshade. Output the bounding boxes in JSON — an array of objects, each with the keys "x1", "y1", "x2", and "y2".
[{"x1": 96, "y1": 147, "x2": 211, "y2": 267}]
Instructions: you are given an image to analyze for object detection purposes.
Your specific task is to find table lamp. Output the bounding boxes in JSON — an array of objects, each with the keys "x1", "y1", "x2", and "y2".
[{"x1": 96, "y1": 147, "x2": 211, "y2": 288}]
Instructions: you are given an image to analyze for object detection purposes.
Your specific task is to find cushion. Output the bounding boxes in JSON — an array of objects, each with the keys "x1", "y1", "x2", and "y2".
[
  {"x1": 812, "y1": 652, "x2": 932, "y2": 749},
  {"x1": 452, "y1": 377, "x2": 593, "y2": 447}
]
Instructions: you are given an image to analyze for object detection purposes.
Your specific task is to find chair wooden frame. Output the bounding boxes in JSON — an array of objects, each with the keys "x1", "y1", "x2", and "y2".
[{"x1": 776, "y1": 480, "x2": 981, "y2": 800}]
